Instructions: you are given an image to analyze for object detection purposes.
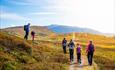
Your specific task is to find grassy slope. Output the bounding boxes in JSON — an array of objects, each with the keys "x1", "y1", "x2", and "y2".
[{"x1": 0, "y1": 31, "x2": 68, "y2": 70}]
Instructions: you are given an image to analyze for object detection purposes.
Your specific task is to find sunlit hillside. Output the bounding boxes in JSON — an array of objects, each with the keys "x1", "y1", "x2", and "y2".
[
  {"x1": 1, "y1": 26, "x2": 56, "y2": 40},
  {"x1": 1, "y1": 27, "x2": 115, "y2": 70},
  {"x1": 0, "y1": 31, "x2": 68, "y2": 70}
]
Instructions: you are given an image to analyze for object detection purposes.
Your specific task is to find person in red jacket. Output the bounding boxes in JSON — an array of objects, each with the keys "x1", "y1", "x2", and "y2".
[
  {"x1": 31, "y1": 31, "x2": 35, "y2": 41},
  {"x1": 86, "y1": 40, "x2": 95, "y2": 65}
]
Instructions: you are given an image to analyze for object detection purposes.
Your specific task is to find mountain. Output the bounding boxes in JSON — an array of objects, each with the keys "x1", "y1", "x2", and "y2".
[
  {"x1": 1, "y1": 25, "x2": 114, "y2": 37},
  {"x1": 47, "y1": 24, "x2": 102, "y2": 34}
]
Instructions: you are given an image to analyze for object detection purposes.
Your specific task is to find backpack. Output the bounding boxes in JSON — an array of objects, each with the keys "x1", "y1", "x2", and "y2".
[
  {"x1": 63, "y1": 43, "x2": 66, "y2": 46},
  {"x1": 24, "y1": 25, "x2": 27, "y2": 31},
  {"x1": 89, "y1": 44, "x2": 94, "y2": 52},
  {"x1": 69, "y1": 42, "x2": 74, "y2": 49},
  {"x1": 62, "y1": 40, "x2": 67, "y2": 46}
]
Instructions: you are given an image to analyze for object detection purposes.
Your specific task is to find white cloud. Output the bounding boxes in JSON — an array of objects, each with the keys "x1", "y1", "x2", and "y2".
[
  {"x1": 5, "y1": 0, "x2": 31, "y2": 5},
  {"x1": 11, "y1": 1, "x2": 29, "y2": 5},
  {"x1": 30, "y1": 12, "x2": 57, "y2": 15},
  {"x1": 0, "y1": 12, "x2": 30, "y2": 20},
  {"x1": 8, "y1": 0, "x2": 51, "y2": 6},
  {"x1": 48, "y1": 0, "x2": 114, "y2": 34}
]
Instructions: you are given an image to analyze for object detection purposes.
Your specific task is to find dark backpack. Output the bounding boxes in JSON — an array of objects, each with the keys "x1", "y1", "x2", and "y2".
[
  {"x1": 24, "y1": 25, "x2": 27, "y2": 31},
  {"x1": 89, "y1": 44, "x2": 94, "y2": 52},
  {"x1": 62, "y1": 40, "x2": 67, "y2": 46},
  {"x1": 69, "y1": 42, "x2": 74, "y2": 48}
]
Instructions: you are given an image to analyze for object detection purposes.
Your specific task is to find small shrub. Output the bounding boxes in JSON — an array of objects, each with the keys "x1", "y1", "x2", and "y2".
[
  {"x1": 0, "y1": 46, "x2": 4, "y2": 51},
  {"x1": 1, "y1": 61, "x2": 17, "y2": 70},
  {"x1": 26, "y1": 47, "x2": 32, "y2": 55}
]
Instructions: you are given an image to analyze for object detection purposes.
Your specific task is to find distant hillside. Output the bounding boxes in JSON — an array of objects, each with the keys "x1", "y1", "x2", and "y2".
[
  {"x1": 47, "y1": 24, "x2": 102, "y2": 34},
  {"x1": 1, "y1": 26, "x2": 55, "y2": 38},
  {"x1": 47, "y1": 24, "x2": 115, "y2": 37},
  {"x1": 1, "y1": 25, "x2": 114, "y2": 37}
]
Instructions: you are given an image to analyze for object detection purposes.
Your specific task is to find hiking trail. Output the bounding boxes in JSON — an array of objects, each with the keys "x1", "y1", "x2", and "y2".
[{"x1": 69, "y1": 55, "x2": 99, "y2": 70}]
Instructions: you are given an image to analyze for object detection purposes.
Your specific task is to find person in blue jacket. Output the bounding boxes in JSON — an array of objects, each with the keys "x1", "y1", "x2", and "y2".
[{"x1": 24, "y1": 23, "x2": 30, "y2": 40}]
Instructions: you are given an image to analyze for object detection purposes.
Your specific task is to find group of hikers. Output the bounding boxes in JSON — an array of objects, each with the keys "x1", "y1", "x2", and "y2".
[
  {"x1": 24, "y1": 23, "x2": 35, "y2": 41},
  {"x1": 62, "y1": 38, "x2": 95, "y2": 65},
  {"x1": 24, "y1": 23, "x2": 95, "y2": 66}
]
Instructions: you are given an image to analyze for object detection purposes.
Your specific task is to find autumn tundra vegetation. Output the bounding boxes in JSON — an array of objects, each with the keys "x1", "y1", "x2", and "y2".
[{"x1": 0, "y1": 27, "x2": 115, "y2": 70}]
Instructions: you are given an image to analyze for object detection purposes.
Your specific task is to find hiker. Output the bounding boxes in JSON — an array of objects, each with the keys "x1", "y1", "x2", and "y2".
[
  {"x1": 76, "y1": 43, "x2": 82, "y2": 64},
  {"x1": 68, "y1": 39, "x2": 75, "y2": 63},
  {"x1": 62, "y1": 38, "x2": 67, "y2": 54},
  {"x1": 31, "y1": 31, "x2": 35, "y2": 41},
  {"x1": 24, "y1": 23, "x2": 30, "y2": 40},
  {"x1": 86, "y1": 40, "x2": 95, "y2": 65}
]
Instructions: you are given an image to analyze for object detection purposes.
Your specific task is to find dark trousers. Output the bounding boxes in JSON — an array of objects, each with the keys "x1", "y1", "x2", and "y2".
[
  {"x1": 69, "y1": 49, "x2": 74, "y2": 61},
  {"x1": 24, "y1": 31, "x2": 29, "y2": 40},
  {"x1": 63, "y1": 46, "x2": 66, "y2": 54},
  {"x1": 87, "y1": 52, "x2": 94, "y2": 65},
  {"x1": 77, "y1": 53, "x2": 81, "y2": 63}
]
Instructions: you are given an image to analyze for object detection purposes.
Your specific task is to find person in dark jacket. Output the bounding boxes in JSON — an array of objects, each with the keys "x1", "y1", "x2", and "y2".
[
  {"x1": 24, "y1": 23, "x2": 30, "y2": 40},
  {"x1": 62, "y1": 38, "x2": 67, "y2": 54},
  {"x1": 86, "y1": 40, "x2": 95, "y2": 65},
  {"x1": 68, "y1": 39, "x2": 75, "y2": 63}
]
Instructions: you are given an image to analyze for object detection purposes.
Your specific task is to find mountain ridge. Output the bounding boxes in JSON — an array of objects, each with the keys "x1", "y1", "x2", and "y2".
[
  {"x1": 47, "y1": 24, "x2": 101, "y2": 34},
  {"x1": 47, "y1": 24, "x2": 115, "y2": 36},
  {"x1": 1, "y1": 24, "x2": 115, "y2": 37}
]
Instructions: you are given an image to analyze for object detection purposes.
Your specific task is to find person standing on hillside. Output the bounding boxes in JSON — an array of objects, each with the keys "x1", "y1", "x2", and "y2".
[
  {"x1": 31, "y1": 31, "x2": 35, "y2": 41},
  {"x1": 62, "y1": 38, "x2": 67, "y2": 54},
  {"x1": 68, "y1": 39, "x2": 75, "y2": 64},
  {"x1": 86, "y1": 40, "x2": 95, "y2": 65},
  {"x1": 76, "y1": 43, "x2": 82, "y2": 64},
  {"x1": 24, "y1": 23, "x2": 30, "y2": 40}
]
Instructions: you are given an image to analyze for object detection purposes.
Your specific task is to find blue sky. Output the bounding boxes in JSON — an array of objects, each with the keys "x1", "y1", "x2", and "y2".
[{"x1": 0, "y1": 0, "x2": 115, "y2": 34}]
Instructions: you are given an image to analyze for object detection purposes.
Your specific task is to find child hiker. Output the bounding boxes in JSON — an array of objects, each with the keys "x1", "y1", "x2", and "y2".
[
  {"x1": 31, "y1": 31, "x2": 35, "y2": 41},
  {"x1": 76, "y1": 43, "x2": 82, "y2": 64}
]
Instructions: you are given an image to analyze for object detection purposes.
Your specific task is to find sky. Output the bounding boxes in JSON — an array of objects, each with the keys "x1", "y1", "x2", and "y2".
[{"x1": 0, "y1": 0, "x2": 115, "y2": 34}]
